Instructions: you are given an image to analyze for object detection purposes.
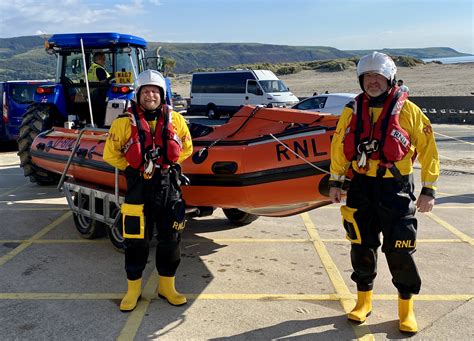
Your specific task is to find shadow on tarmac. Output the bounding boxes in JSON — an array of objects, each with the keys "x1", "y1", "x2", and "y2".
[{"x1": 436, "y1": 193, "x2": 474, "y2": 204}]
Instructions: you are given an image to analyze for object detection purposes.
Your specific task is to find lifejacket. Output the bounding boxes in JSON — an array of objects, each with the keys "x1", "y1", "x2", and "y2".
[
  {"x1": 122, "y1": 103, "x2": 183, "y2": 170},
  {"x1": 87, "y1": 63, "x2": 110, "y2": 82},
  {"x1": 343, "y1": 87, "x2": 411, "y2": 164}
]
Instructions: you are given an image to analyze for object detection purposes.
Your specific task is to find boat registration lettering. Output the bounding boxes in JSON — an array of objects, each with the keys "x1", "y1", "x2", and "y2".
[
  {"x1": 54, "y1": 137, "x2": 76, "y2": 150},
  {"x1": 276, "y1": 137, "x2": 327, "y2": 161}
]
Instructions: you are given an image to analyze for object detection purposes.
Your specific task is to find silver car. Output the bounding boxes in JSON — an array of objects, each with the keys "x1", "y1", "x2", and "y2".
[{"x1": 292, "y1": 93, "x2": 356, "y2": 116}]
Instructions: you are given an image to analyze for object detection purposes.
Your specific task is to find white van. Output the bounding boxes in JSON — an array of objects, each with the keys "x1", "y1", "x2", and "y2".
[{"x1": 189, "y1": 70, "x2": 299, "y2": 119}]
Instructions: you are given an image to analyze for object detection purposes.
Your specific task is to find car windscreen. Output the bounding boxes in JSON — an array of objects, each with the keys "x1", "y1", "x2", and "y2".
[
  {"x1": 258, "y1": 80, "x2": 288, "y2": 93},
  {"x1": 9, "y1": 84, "x2": 38, "y2": 104}
]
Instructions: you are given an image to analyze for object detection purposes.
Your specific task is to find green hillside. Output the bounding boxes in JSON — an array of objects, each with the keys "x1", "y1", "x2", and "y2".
[{"x1": 0, "y1": 35, "x2": 470, "y2": 81}]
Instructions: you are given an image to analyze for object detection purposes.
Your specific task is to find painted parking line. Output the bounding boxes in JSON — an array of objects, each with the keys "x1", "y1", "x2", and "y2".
[
  {"x1": 0, "y1": 238, "x2": 467, "y2": 245},
  {"x1": 118, "y1": 271, "x2": 159, "y2": 341},
  {"x1": 301, "y1": 212, "x2": 374, "y2": 341},
  {"x1": 0, "y1": 212, "x2": 71, "y2": 267},
  {"x1": 426, "y1": 212, "x2": 474, "y2": 245},
  {"x1": 1, "y1": 292, "x2": 471, "y2": 301}
]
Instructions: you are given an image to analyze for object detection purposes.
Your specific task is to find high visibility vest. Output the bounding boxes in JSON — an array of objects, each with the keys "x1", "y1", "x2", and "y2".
[{"x1": 87, "y1": 63, "x2": 110, "y2": 82}]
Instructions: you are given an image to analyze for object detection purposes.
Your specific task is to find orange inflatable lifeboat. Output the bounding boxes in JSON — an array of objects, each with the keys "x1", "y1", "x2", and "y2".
[{"x1": 30, "y1": 105, "x2": 338, "y2": 217}]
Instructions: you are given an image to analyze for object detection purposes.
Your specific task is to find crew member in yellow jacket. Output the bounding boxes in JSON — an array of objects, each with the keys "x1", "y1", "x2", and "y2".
[
  {"x1": 104, "y1": 70, "x2": 192, "y2": 312},
  {"x1": 329, "y1": 52, "x2": 439, "y2": 334}
]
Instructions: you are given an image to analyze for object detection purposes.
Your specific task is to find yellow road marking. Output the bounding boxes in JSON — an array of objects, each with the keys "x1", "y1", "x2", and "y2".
[
  {"x1": 185, "y1": 238, "x2": 309, "y2": 243},
  {"x1": 0, "y1": 292, "x2": 471, "y2": 301},
  {"x1": 434, "y1": 131, "x2": 474, "y2": 145},
  {"x1": 301, "y1": 212, "x2": 374, "y2": 341},
  {"x1": 0, "y1": 238, "x2": 466, "y2": 245},
  {"x1": 118, "y1": 271, "x2": 159, "y2": 341},
  {"x1": 426, "y1": 212, "x2": 474, "y2": 245},
  {"x1": 187, "y1": 293, "x2": 339, "y2": 300},
  {"x1": 0, "y1": 212, "x2": 71, "y2": 267},
  {"x1": 372, "y1": 294, "x2": 474, "y2": 301}
]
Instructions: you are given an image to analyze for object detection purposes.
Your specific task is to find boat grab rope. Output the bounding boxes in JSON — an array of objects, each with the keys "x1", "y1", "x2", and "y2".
[
  {"x1": 269, "y1": 133, "x2": 350, "y2": 185},
  {"x1": 197, "y1": 106, "x2": 263, "y2": 157}
]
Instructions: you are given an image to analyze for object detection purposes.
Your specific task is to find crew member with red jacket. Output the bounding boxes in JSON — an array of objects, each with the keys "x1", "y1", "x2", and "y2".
[
  {"x1": 329, "y1": 52, "x2": 439, "y2": 333},
  {"x1": 104, "y1": 70, "x2": 192, "y2": 312}
]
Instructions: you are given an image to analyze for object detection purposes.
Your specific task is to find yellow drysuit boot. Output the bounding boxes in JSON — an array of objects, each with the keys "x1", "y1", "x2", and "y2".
[
  {"x1": 120, "y1": 278, "x2": 142, "y2": 312},
  {"x1": 398, "y1": 296, "x2": 417, "y2": 333},
  {"x1": 157, "y1": 276, "x2": 187, "y2": 306},
  {"x1": 348, "y1": 290, "x2": 373, "y2": 323}
]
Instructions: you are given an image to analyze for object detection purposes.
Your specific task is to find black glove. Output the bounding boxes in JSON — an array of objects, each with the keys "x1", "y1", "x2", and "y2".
[{"x1": 124, "y1": 165, "x2": 140, "y2": 178}]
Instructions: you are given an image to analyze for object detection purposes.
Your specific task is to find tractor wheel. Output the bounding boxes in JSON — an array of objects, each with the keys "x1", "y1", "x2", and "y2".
[
  {"x1": 17, "y1": 104, "x2": 62, "y2": 185},
  {"x1": 222, "y1": 208, "x2": 258, "y2": 226},
  {"x1": 72, "y1": 194, "x2": 107, "y2": 239}
]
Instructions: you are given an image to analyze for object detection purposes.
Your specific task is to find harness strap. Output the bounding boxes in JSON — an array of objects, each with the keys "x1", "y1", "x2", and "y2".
[
  {"x1": 378, "y1": 89, "x2": 402, "y2": 162},
  {"x1": 354, "y1": 95, "x2": 364, "y2": 156},
  {"x1": 130, "y1": 103, "x2": 147, "y2": 167}
]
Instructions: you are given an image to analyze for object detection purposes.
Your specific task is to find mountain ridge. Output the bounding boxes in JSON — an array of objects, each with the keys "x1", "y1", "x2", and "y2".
[{"x1": 0, "y1": 35, "x2": 471, "y2": 80}]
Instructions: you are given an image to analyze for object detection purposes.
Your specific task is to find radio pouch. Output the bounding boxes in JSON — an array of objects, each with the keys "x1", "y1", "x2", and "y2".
[{"x1": 121, "y1": 203, "x2": 145, "y2": 239}]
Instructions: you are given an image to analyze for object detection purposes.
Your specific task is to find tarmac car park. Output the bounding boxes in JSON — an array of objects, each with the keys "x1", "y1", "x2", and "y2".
[{"x1": 0, "y1": 123, "x2": 472, "y2": 340}]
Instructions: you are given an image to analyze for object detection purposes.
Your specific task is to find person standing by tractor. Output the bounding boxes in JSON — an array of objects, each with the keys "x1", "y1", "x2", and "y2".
[
  {"x1": 103, "y1": 70, "x2": 193, "y2": 312},
  {"x1": 328, "y1": 52, "x2": 439, "y2": 333}
]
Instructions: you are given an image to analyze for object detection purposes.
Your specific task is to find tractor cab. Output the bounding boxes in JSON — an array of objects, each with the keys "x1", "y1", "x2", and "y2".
[
  {"x1": 40, "y1": 32, "x2": 149, "y2": 127},
  {"x1": 18, "y1": 32, "x2": 168, "y2": 185}
]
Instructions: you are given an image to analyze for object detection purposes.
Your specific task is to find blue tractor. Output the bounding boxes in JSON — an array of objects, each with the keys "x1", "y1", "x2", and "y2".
[{"x1": 17, "y1": 32, "x2": 170, "y2": 184}]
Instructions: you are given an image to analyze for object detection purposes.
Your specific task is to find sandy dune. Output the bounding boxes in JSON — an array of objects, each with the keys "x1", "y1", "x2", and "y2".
[{"x1": 171, "y1": 63, "x2": 474, "y2": 98}]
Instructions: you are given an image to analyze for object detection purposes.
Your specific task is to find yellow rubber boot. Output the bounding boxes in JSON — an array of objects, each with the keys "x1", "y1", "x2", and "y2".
[
  {"x1": 157, "y1": 276, "x2": 187, "y2": 306},
  {"x1": 398, "y1": 297, "x2": 417, "y2": 333},
  {"x1": 120, "y1": 278, "x2": 142, "y2": 312},
  {"x1": 348, "y1": 290, "x2": 373, "y2": 323}
]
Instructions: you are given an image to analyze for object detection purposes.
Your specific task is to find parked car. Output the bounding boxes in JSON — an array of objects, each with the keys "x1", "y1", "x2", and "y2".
[
  {"x1": 171, "y1": 92, "x2": 188, "y2": 114},
  {"x1": 1, "y1": 80, "x2": 52, "y2": 142},
  {"x1": 292, "y1": 93, "x2": 356, "y2": 116}
]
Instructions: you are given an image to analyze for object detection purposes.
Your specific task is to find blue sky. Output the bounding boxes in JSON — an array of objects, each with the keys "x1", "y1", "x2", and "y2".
[{"x1": 0, "y1": 0, "x2": 472, "y2": 53}]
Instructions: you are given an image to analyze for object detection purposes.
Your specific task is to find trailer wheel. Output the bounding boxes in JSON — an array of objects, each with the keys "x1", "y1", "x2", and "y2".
[
  {"x1": 72, "y1": 194, "x2": 106, "y2": 239},
  {"x1": 17, "y1": 103, "x2": 62, "y2": 185},
  {"x1": 206, "y1": 105, "x2": 220, "y2": 119},
  {"x1": 222, "y1": 208, "x2": 258, "y2": 226},
  {"x1": 107, "y1": 204, "x2": 125, "y2": 253}
]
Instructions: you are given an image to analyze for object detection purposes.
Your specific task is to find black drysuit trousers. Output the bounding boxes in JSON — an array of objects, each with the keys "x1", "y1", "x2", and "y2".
[
  {"x1": 123, "y1": 171, "x2": 181, "y2": 280},
  {"x1": 343, "y1": 172, "x2": 421, "y2": 298}
]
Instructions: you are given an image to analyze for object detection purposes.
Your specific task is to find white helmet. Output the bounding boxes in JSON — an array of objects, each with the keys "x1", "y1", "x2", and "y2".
[
  {"x1": 357, "y1": 51, "x2": 397, "y2": 84},
  {"x1": 134, "y1": 69, "x2": 167, "y2": 103}
]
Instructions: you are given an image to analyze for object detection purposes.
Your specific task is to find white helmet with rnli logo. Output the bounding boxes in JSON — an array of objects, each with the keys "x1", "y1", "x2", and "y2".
[
  {"x1": 134, "y1": 69, "x2": 167, "y2": 104},
  {"x1": 357, "y1": 51, "x2": 397, "y2": 87}
]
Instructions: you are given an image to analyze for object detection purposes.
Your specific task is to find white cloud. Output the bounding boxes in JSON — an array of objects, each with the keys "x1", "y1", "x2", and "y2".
[{"x1": 0, "y1": 0, "x2": 147, "y2": 38}]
